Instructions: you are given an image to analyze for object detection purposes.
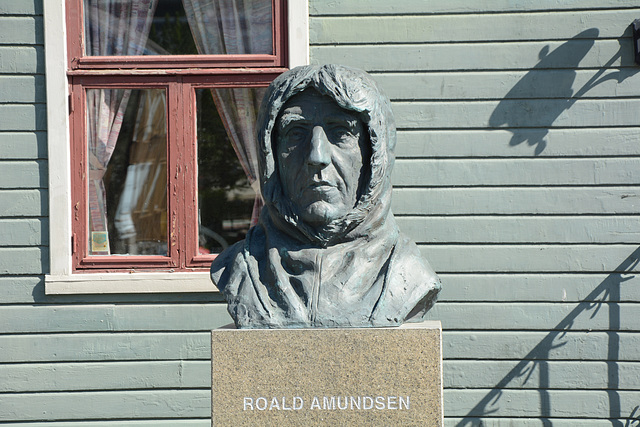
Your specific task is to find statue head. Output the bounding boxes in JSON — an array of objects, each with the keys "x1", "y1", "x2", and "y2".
[{"x1": 257, "y1": 64, "x2": 397, "y2": 245}]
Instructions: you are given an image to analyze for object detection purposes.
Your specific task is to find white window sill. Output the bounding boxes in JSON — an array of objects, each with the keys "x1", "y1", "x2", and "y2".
[{"x1": 45, "y1": 272, "x2": 217, "y2": 295}]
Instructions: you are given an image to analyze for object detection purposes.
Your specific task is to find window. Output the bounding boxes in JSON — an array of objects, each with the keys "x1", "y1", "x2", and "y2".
[{"x1": 44, "y1": 0, "x2": 308, "y2": 293}]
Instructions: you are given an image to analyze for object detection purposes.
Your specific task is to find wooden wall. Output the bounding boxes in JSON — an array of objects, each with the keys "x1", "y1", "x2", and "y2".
[
  {"x1": 0, "y1": 0, "x2": 639, "y2": 425},
  {"x1": 310, "y1": 0, "x2": 640, "y2": 425}
]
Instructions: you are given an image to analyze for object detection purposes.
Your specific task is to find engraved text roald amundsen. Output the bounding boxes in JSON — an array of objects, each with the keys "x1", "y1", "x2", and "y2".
[{"x1": 243, "y1": 395, "x2": 410, "y2": 411}]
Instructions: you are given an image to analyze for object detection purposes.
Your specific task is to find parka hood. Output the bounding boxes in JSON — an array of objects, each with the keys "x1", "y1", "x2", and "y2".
[{"x1": 256, "y1": 64, "x2": 397, "y2": 246}]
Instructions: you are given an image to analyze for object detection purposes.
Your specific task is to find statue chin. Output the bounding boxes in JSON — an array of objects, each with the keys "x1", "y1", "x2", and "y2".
[{"x1": 297, "y1": 201, "x2": 345, "y2": 228}]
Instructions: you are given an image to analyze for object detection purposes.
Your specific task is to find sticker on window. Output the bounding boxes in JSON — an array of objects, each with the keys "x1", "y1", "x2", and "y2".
[{"x1": 91, "y1": 231, "x2": 110, "y2": 253}]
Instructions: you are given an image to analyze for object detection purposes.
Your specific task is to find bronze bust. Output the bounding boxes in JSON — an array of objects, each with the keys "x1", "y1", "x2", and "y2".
[{"x1": 211, "y1": 64, "x2": 440, "y2": 328}]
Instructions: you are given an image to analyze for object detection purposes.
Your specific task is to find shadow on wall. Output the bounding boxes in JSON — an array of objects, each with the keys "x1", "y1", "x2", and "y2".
[
  {"x1": 456, "y1": 246, "x2": 640, "y2": 427},
  {"x1": 488, "y1": 28, "x2": 639, "y2": 155}
]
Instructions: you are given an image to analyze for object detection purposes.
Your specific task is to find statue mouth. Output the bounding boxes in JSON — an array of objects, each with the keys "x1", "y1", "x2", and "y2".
[{"x1": 307, "y1": 180, "x2": 336, "y2": 190}]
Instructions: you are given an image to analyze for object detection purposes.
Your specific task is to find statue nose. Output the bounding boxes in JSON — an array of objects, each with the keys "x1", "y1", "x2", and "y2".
[{"x1": 307, "y1": 125, "x2": 331, "y2": 167}]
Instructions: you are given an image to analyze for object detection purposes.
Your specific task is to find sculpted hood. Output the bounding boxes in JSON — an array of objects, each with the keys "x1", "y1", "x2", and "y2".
[{"x1": 257, "y1": 64, "x2": 396, "y2": 245}]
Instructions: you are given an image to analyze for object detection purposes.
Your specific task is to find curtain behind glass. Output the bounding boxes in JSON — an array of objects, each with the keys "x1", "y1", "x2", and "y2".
[
  {"x1": 211, "y1": 87, "x2": 266, "y2": 226},
  {"x1": 183, "y1": 0, "x2": 273, "y2": 225},
  {"x1": 84, "y1": 0, "x2": 157, "y2": 254},
  {"x1": 182, "y1": 0, "x2": 273, "y2": 55}
]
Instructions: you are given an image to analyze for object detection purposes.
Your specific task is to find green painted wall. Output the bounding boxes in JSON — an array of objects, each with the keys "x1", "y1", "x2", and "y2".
[{"x1": 1, "y1": 0, "x2": 639, "y2": 425}]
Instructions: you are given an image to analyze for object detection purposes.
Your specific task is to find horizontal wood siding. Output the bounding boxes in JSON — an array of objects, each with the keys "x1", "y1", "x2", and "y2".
[
  {"x1": 0, "y1": 1, "x2": 639, "y2": 426},
  {"x1": 310, "y1": 2, "x2": 640, "y2": 426}
]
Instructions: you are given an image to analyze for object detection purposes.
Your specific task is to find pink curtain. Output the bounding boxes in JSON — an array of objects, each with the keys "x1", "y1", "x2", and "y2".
[
  {"x1": 183, "y1": 0, "x2": 273, "y2": 225},
  {"x1": 84, "y1": 0, "x2": 157, "y2": 253},
  {"x1": 182, "y1": 0, "x2": 272, "y2": 55},
  {"x1": 210, "y1": 87, "x2": 266, "y2": 225}
]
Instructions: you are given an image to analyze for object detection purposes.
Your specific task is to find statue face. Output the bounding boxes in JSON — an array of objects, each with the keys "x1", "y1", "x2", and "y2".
[{"x1": 275, "y1": 89, "x2": 370, "y2": 227}]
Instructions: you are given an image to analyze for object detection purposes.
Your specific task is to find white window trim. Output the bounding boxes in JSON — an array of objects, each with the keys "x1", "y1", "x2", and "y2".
[{"x1": 44, "y1": 0, "x2": 309, "y2": 295}]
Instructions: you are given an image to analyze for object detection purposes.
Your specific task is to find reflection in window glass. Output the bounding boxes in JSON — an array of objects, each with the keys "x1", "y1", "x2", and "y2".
[
  {"x1": 196, "y1": 87, "x2": 266, "y2": 254},
  {"x1": 87, "y1": 88, "x2": 168, "y2": 256},
  {"x1": 83, "y1": 0, "x2": 273, "y2": 56}
]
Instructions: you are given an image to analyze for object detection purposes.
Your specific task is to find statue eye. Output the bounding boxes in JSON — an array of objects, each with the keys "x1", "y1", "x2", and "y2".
[
  {"x1": 284, "y1": 126, "x2": 309, "y2": 144},
  {"x1": 329, "y1": 124, "x2": 356, "y2": 142}
]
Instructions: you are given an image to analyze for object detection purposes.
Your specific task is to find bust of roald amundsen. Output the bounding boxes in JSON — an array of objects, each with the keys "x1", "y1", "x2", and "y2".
[{"x1": 211, "y1": 64, "x2": 441, "y2": 328}]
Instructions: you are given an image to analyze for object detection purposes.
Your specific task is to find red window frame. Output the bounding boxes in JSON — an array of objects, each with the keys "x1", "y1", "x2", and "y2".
[{"x1": 67, "y1": 0, "x2": 288, "y2": 273}]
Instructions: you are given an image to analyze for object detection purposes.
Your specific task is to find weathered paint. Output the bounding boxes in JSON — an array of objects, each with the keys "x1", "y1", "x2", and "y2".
[
  {"x1": 0, "y1": 75, "x2": 46, "y2": 103},
  {"x1": 0, "y1": 247, "x2": 47, "y2": 275},
  {"x1": 0, "y1": 361, "x2": 211, "y2": 392},
  {"x1": 442, "y1": 331, "x2": 640, "y2": 361},
  {"x1": 375, "y1": 70, "x2": 640, "y2": 101},
  {"x1": 395, "y1": 128, "x2": 640, "y2": 158},
  {"x1": 0, "y1": 189, "x2": 46, "y2": 216},
  {"x1": 311, "y1": 40, "x2": 631, "y2": 71},
  {"x1": 0, "y1": 390, "x2": 211, "y2": 421},
  {"x1": 424, "y1": 302, "x2": 640, "y2": 330},
  {"x1": 1, "y1": 389, "x2": 639, "y2": 421},
  {"x1": 0, "y1": 0, "x2": 42, "y2": 15},
  {"x1": 4, "y1": 330, "x2": 636, "y2": 363},
  {"x1": 418, "y1": 244, "x2": 640, "y2": 273},
  {"x1": 436, "y1": 274, "x2": 640, "y2": 302},
  {"x1": 0, "y1": 160, "x2": 47, "y2": 188},
  {"x1": 393, "y1": 158, "x2": 640, "y2": 186},
  {"x1": 0, "y1": 332, "x2": 213, "y2": 363},
  {"x1": 0, "y1": 301, "x2": 636, "y2": 333},
  {"x1": 0, "y1": 16, "x2": 43, "y2": 44},
  {"x1": 0, "y1": 46, "x2": 43, "y2": 73},
  {"x1": 0, "y1": 422, "x2": 209, "y2": 427},
  {"x1": 5, "y1": 359, "x2": 639, "y2": 392},
  {"x1": 445, "y1": 389, "x2": 640, "y2": 418},
  {"x1": 397, "y1": 216, "x2": 640, "y2": 244},
  {"x1": 443, "y1": 360, "x2": 640, "y2": 389},
  {"x1": 0, "y1": 304, "x2": 232, "y2": 333},
  {"x1": 445, "y1": 420, "x2": 634, "y2": 427},
  {"x1": 392, "y1": 99, "x2": 640, "y2": 129},
  {"x1": 310, "y1": 0, "x2": 640, "y2": 15},
  {"x1": 392, "y1": 187, "x2": 640, "y2": 215},
  {"x1": 0, "y1": 104, "x2": 46, "y2": 130},
  {"x1": 0, "y1": 218, "x2": 47, "y2": 245},
  {"x1": 311, "y1": 10, "x2": 639, "y2": 43}
]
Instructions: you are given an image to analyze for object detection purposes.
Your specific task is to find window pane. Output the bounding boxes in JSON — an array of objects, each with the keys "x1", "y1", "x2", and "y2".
[
  {"x1": 83, "y1": 0, "x2": 273, "y2": 56},
  {"x1": 196, "y1": 88, "x2": 265, "y2": 254},
  {"x1": 86, "y1": 88, "x2": 168, "y2": 256}
]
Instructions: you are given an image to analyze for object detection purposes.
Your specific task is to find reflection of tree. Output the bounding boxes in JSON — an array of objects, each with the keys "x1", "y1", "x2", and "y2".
[
  {"x1": 197, "y1": 89, "x2": 254, "y2": 252},
  {"x1": 104, "y1": 91, "x2": 141, "y2": 254},
  {"x1": 148, "y1": 7, "x2": 197, "y2": 55}
]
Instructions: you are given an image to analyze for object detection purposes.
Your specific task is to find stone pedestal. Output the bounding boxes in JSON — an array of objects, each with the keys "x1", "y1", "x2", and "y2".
[{"x1": 211, "y1": 321, "x2": 443, "y2": 426}]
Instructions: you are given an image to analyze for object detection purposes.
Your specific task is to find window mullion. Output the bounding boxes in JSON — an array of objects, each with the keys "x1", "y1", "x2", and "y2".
[
  {"x1": 167, "y1": 79, "x2": 183, "y2": 268},
  {"x1": 182, "y1": 80, "x2": 199, "y2": 269},
  {"x1": 70, "y1": 77, "x2": 86, "y2": 269}
]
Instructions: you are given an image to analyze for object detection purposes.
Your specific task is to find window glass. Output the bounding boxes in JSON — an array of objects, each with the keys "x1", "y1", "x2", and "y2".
[
  {"x1": 196, "y1": 87, "x2": 266, "y2": 254},
  {"x1": 83, "y1": 0, "x2": 273, "y2": 56},
  {"x1": 87, "y1": 88, "x2": 168, "y2": 256}
]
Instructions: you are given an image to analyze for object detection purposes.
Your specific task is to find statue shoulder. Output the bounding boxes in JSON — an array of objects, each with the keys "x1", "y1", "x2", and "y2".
[
  {"x1": 210, "y1": 239, "x2": 248, "y2": 294},
  {"x1": 392, "y1": 233, "x2": 439, "y2": 280},
  {"x1": 385, "y1": 233, "x2": 441, "y2": 322}
]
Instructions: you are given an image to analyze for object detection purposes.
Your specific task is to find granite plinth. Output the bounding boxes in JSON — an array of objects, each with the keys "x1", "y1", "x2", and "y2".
[{"x1": 211, "y1": 321, "x2": 443, "y2": 426}]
